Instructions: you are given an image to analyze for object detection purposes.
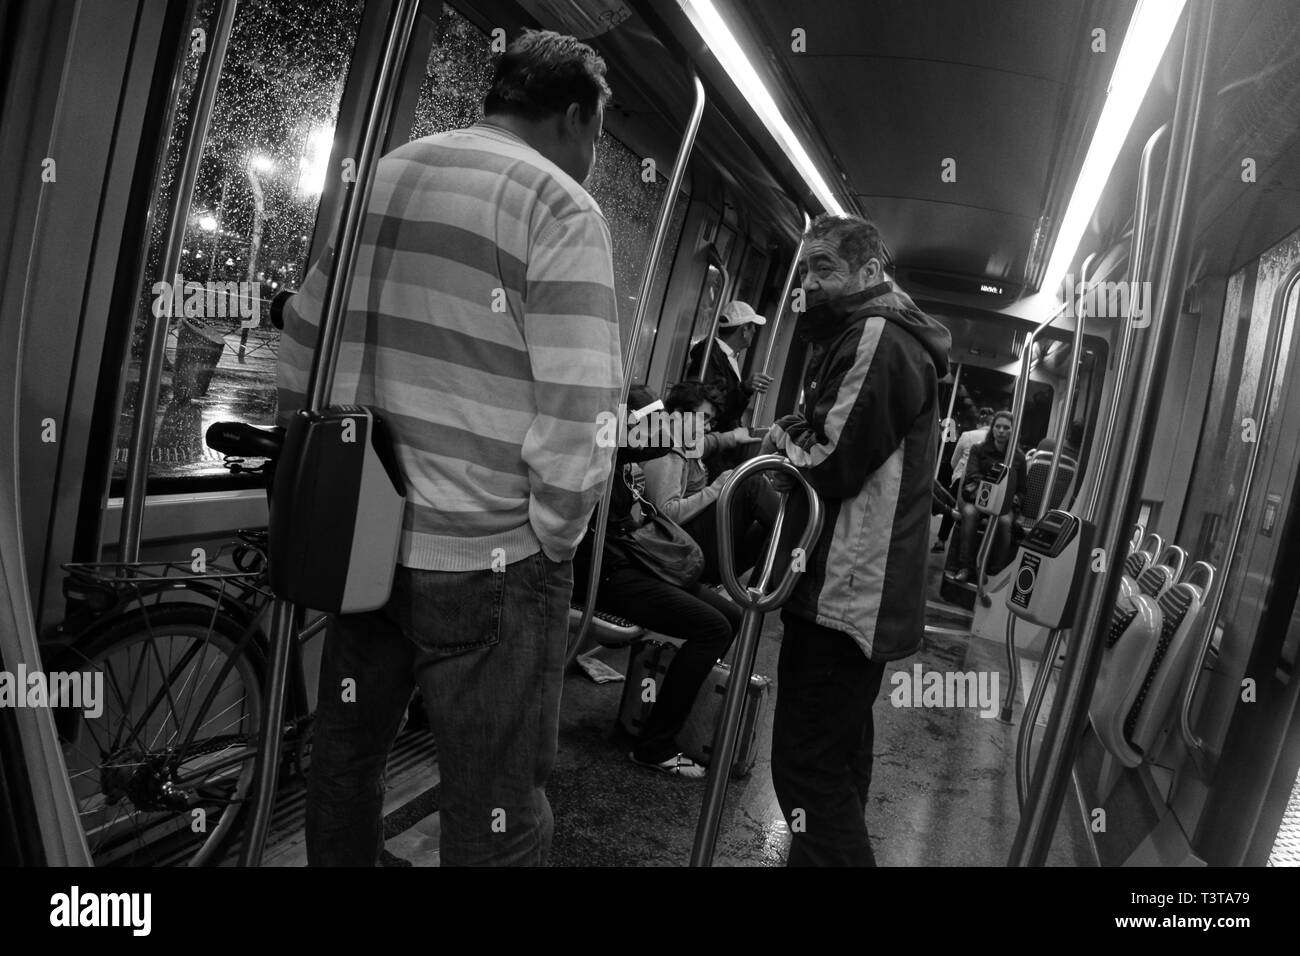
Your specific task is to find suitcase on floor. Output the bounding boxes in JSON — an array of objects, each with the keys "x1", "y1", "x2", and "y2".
[
  {"x1": 617, "y1": 638, "x2": 771, "y2": 778},
  {"x1": 679, "y1": 661, "x2": 771, "y2": 779}
]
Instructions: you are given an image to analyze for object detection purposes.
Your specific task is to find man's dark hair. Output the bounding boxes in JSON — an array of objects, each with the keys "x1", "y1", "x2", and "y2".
[
  {"x1": 484, "y1": 29, "x2": 611, "y2": 123},
  {"x1": 804, "y1": 214, "x2": 888, "y2": 272},
  {"x1": 664, "y1": 380, "x2": 724, "y2": 415},
  {"x1": 978, "y1": 406, "x2": 995, "y2": 426}
]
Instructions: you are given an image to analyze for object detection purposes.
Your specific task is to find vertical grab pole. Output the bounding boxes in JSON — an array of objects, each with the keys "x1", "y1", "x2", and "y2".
[
  {"x1": 238, "y1": 0, "x2": 421, "y2": 866},
  {"x1": 1012, "y1": 126, "x2": 1170, "y2": 802},
  {"x1": 695, "y1": 253, "x2": 731, "y2": 382},
  {"x1": 1042, "y1": 253, "x2": 1094, "y2": 511},
  {"x1": 1083, "y1": 125, "x2": 1169, "y2": 521},
  {"x1": 119, "y1": 0, "x2": 238, "y2": 563},
  {"x1": 1010, "y1": 0, "x2": 1219, "y2": 865},
  {"x1": 752, "y1": 211, "x2": 810, "y2": 427},
  {"x1": 690, "y1": 455, "x2": 823, "y2": 867},
  {"x1": 568, "y1": 72, "x2": 707, "y2": 662},
  {"x1": 935, "y1": 363, "x2": 963, "y2": 482}
]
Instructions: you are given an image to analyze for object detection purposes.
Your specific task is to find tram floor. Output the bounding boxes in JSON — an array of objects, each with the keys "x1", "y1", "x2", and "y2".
[{"x1": 255, "y1": 542, "x2": 1094, "y2": 866}]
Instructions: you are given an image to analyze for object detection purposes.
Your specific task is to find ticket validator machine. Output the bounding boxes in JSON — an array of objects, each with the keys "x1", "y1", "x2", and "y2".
[
  {"x1": 1002, "y1": 509, "x2": 1095, "y2": 800},
  {"x1": 1006, "y1": 510, "x2": 1095, "y2": 629},
  {"x1": 974, "y1": 461, "x2": 1014, "y2": 517}
]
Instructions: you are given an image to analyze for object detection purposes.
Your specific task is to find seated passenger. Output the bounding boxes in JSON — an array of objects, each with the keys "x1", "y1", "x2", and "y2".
[
  {"x1": 953, "y1": 410, "x2": 1026, "y2": 582},
  {"x1": 639, "y1": 380, "x2": 778, "y2": 584},
  {"x1": 573, "y1": 385, "x2": 742, "y2": 779},
  {"x1": 933, "y1": 406, "x2": 993, "y2": 552}
]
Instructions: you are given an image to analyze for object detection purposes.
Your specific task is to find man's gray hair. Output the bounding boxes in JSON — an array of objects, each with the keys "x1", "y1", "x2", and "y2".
[{"x1": 804, "y1": 214, "x2": 888, "y2": 272}]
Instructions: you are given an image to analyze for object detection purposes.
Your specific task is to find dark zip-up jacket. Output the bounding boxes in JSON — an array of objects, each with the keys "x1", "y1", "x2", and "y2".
[{"x1": 769, "y1": 283, "x2": 951, "y2": 661}]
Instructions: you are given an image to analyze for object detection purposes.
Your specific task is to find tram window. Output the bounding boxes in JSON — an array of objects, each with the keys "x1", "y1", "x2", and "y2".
[
  {"x1": 410, "y1": 3, "x2": 683, "y2": 381},
  {"x1": 110, "y1": 0, "x2": 366, "y2": 485},
  {"x1": 1180, "y1": 226, "x2": 1300, "y2": 566}
]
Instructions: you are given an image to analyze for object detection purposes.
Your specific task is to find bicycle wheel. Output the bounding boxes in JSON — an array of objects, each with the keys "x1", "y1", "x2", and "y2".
[{"x1": 56, "y1": 603, "x2": 266, "y2": 866}]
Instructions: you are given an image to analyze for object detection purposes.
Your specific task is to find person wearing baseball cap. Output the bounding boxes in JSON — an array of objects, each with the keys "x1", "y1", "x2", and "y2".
[{"x1": 686, "y1": 300, "x2": 772, "y2": 442}]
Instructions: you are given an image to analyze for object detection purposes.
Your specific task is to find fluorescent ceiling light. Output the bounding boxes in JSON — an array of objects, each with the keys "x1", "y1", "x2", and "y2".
[
  {"x1": 679, "y1": 0, "x2": 846, "y2": 216},
  {"x1": 1040, "y1": 0, "x2": 1188, "y2": 298}
]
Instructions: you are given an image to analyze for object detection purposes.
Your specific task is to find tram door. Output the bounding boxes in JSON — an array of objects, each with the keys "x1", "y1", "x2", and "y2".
[{"x1": 1165, "y1": 252, "x2": 1300, "y2": 865}]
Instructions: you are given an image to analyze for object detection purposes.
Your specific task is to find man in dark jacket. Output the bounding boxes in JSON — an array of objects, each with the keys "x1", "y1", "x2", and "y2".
[
  {"x1": 687, "y1": 301, "x2": 772, "y2": 474},
  {"x1": 760, "y1": 213, "x2": 950, "y2": 866}
]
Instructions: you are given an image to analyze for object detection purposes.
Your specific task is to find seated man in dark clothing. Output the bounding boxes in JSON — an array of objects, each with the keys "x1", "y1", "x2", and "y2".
[
  {"x1": 572, "y1": 385, "x2": 741, "y2": 779},
  {"x1": 686, "y1": 300, "x2": 772, "y2": 475}
]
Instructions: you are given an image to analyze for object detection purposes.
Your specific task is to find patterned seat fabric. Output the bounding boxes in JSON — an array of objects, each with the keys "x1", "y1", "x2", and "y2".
[{"x1": 1123, "y1": 584, "x2": 1194, "y2": 745}]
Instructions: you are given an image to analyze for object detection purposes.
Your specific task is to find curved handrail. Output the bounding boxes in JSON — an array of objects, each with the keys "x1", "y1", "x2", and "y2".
[
  {"x1": 1154, "y1": 544, "x2": 1188, "y2": 583},
  {"x1": 1139, "y1": 531, "x2": 1164, "y2": 561},
  {"x1": 715, "y1": 455, "x2": 824, "y2": 612},
  {"x1": 1083, "y1": 124, "x2": 1170, "y2": 520},
  {"x1": 752, "y1": 211, "x2": 811, "y2": 426},
  {"x1": 568, "y1": 72, "x2": 707, "y2": 663},
  {"x1": 1015, "y1": 626, "x2": 1065, "y2": 807},
  {"x1": 120, "y1": 0, "x2": 239, "y2": 562},
  {"x1": 1129, "y1": 524, "x2": 1145, "y2": 553},
  {"x1": 1180, "y1": 263, "x2": 1300, "y2": 751},
  {"x1": 691, "y1": 454, "x2": 823, "y2": 866},
  {"x1": 1183, "y1": 560, "x2": 1215, "y2": 593}
]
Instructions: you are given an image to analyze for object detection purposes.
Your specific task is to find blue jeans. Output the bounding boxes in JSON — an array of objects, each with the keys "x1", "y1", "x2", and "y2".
[{"x1": 305, "y1": 554, "x2": 572, "y2": 866}]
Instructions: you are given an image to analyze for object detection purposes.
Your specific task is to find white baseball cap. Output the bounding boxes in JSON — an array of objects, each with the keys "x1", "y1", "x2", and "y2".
[{"x1": 718, "y1": 301, "x2": 766, "y2": 328}]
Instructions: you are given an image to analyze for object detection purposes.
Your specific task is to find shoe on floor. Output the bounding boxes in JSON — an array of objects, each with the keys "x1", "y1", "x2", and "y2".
[
  {"x1": 629, "y1": 751, "x2": 706, "y2": 779},
  {"x1": 931, "y1": 539, "x2": 947, "y2": 553}
]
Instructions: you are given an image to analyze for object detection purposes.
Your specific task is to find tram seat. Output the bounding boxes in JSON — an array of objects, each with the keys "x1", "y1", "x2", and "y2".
[
  {"x1": 1124, "y1": 571, "x2": 1210, "y2": 762},
  {"x1": 568, "y1": 604, "x2": 646, "y2": 648},
  {"x1": 1117, "y1": 533, "x2": 1165, "y2": 606},
  {"x1": 1088, "y1": 594, "x2": 1163, "y2": 768},
  {"x1": 1130, "y1": 545, "x2": 1186, "y2": 600},
  {"x1": 1018, "y1": 456, "x2": 1076, "y2": 525},
  {"x1": 1091, "y1": 559, "x2": 1213, "y2": 770}
]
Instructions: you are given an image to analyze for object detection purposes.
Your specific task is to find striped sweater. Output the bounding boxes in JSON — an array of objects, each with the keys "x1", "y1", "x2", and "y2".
[{"x1": 276, "y1": 123, "x2": 623, "y2": 570}]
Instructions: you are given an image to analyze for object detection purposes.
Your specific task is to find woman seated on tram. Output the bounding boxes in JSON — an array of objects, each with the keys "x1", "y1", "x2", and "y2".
[
  {"x1": 638, "y1": 380, "x2": 779, "y2": 584},
  {"x1": 953, "y1": 409, "x2": 1027, "y2": 582},
  {"x1": 572, "y1": 385, "x2": 742, "y2": 779}
]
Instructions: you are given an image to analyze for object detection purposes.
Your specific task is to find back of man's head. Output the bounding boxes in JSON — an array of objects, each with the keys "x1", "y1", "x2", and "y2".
[
  {"x1": 484, "y1": 29, "x2": 611, "y2": 123},
  {"x1": 978, "y1": 406, "x2": 995, "y2": 427}
]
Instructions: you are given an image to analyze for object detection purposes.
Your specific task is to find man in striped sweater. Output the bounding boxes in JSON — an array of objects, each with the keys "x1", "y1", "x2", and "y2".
[
  {"x1": 277, "y1": 31, "x2": 621, "y2": 866},
  {"x1": 761, "y1": 214, "x2": 951, "y2": 866}
]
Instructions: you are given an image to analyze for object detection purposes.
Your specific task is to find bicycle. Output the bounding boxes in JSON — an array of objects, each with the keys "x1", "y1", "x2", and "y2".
[{"x1": 52, "y1": 422, "x2": 327, "y2": 866}]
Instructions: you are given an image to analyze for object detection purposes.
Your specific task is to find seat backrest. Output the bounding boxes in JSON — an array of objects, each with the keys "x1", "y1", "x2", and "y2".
[
  {"x1": 1090, "y1": 594, "x2": 1163, "y2": 768},
  {"x1": 1136, "y1": 545, "x2": 1187, "y2": 598},
  {"x1": 1124, "y1": 581, "x2": 1203, "y2": 757},
  {"x1": 1020, "y1": 454, "x2": 1078, "y2": 520}
]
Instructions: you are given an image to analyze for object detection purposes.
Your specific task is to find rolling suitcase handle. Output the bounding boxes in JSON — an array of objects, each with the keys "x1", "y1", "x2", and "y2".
[{"x1": 690, "y1": 454, "x2": 823, "y2": 867}]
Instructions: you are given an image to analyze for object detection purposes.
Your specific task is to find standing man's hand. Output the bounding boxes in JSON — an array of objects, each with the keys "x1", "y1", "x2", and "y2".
[{"x1": 744, "y1": 372, "x2": 774, "y2": 394}]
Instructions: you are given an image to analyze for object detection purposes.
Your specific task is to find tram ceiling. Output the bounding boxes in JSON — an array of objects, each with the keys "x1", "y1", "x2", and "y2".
[{"x1": 660, "y1": 0, "x2": 1139, "y2": 288}]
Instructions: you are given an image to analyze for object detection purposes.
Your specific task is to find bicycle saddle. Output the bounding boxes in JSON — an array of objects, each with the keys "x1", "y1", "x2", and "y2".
[{"x1": 206, "y1": 421, "x2": 285, "y2": 459}]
